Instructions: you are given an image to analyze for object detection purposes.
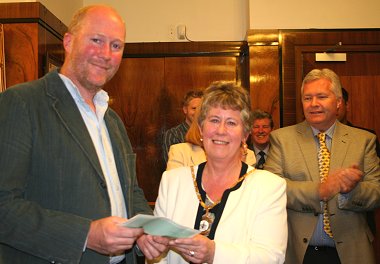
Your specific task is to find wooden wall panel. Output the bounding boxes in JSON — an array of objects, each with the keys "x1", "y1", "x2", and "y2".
[
  {"x1": 0, "y1": 2, "x2": 66, "y2": 88},
  {"x1": 105, "y1": 52, "x2": 244, "y2": 203},
  {"x1": 164, "y1": 56, "x2": 237, "y2": 128},
  {"x1": 247, "y1": 30, "x2": 281, "y2": 128},
  {"x1": 280, "y1": 32, "x2": 297, "y2": 127},
  {"x1": 105, "y1": 58, "x2": 165, "y2": 202},
  {"x1": 3, "y1": 23, "x2": 38, "y2": 87},
  {"x1": 249, "y1": 45, "x2": 280, "y2": 129},
  {"x1": 340, "y1": 75, "x2": 380, "y2": 137}
]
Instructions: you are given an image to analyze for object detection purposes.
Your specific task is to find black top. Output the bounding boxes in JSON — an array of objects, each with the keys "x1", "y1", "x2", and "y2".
[{"x1": 193, "y1": 161, "x2": 248, "y2": 240}]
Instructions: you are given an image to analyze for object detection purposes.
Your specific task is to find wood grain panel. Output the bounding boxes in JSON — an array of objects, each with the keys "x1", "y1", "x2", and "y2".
[
  {"x1": 249, "y1": 45, "x2": 280, "y2": 129},
  {"x1": 104, "y1": 58, "x2": 165, "y2": 202},
  {"x1": 281, "y1": 32, "x2": 298, "y2": 127},
  {"x1": 4, "y1": 23, "x2": 38, "y2": 87},
  {"x1": 123, "y1": 42, "x2": 246, "y2": 57},
  {"x1": 104, "y1": 55, "x2": 241, "y2": 202},
  {"x1": 1, "y1": 2, "x2": 66, "y2": 88},
  {"x1": 165, "y1": 56, "x2": 237, "y2": 128},
  {"x1": 0, "y1": 2, "x2": 66, "y2": 38},
  {"x1": 340, "y1": 75, "x2": 380, "y2": 135}
]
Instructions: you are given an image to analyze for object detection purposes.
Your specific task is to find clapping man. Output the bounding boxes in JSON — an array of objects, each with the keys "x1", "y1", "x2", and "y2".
[{"x1": 265, "y1": 68, "x2": 380, "y2": 264}]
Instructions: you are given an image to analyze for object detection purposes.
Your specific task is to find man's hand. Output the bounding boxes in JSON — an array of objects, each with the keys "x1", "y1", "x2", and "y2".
[
  {"x1": 86, "y1": 216, "x2": 144, "y2": 255},
  {"x1": 319, "y1": 164, "x2": 363, "y2": 201},
  {"x1": 336, "y1": 164, "x2": 363, "y2": 193},
  {"x1": 136, "y1": 234, "x2": 171, "y2": 260}
]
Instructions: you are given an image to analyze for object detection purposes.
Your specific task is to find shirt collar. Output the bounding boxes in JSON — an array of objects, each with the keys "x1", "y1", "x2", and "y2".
[
  {"x1": 58, "y1": 74, "x2": 109, "y2": 115},
  {"x1": 310, "y1": 120, "x2": 337, "y2": 139}
]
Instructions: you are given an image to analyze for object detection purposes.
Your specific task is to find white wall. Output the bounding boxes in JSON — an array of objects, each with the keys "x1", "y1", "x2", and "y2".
[
  {"x1": 249, "y1": 0, "x2": 380, "y2": 29},
  {"x1": 39, "y1": 0, "x2": 82, "y2": 27},
  {"x1": 83, "y1": 0, "x2": 249, "y2": 42},
  {"x1": 2, "y1": 0, "x2": 379, "y2": 42}
]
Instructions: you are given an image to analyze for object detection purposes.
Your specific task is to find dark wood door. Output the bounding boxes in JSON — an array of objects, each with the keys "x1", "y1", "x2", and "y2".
[{"x1": 295, "y1": 48, "x2": 380, "y2": 138}]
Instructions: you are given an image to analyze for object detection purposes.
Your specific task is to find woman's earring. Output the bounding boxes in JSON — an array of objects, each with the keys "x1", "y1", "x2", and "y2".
[{"x1": 242, "y1": 142, "x2": 248, "y2": 156}]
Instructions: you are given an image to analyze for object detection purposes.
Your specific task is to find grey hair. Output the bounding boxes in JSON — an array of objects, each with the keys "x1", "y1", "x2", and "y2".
[
  {"x1": 197, "y1": 81, "x2": 252, "y2": 134},
  {"x1": 301, "y1": 68, "x2": 342, "y2": 99}
]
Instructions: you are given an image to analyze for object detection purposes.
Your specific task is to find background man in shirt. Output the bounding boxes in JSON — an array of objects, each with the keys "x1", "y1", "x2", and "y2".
[
  {"x1": 162, "y1": 90, "x2": 203, "y2": 163},
  {"x1": 0, "y1": 5, "x2": 167, "y2": 264},
  {"x1": 265, "y1": 68, "x2": 380, "y2": 264},
  {"x1": 248, "y1": 109, "x2": 274, "y2": 169}
]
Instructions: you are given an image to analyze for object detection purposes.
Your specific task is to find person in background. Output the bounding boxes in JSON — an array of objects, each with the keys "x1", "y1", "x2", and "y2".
[
  {"x1": 265, "y1": 68, "x2": 380, "y2": 264},
  {"x1": 151, "y1": 81, "x2": 287, "y2": 264},
  {"x1": 248, "y1": 109, "x2": 274, "y2": 169},
  {"x1": 337, "y1": 87, "x2": 380, "y2": 157},
  {"x1": 0, "y1": 5, "x2": 168, "y2": 264},
  {"x1": 166, "y1": 108, "x2": 256, "y2": 170},
  {"x1": 162, "y1": 90, "x2": 203, "y2": 163}
]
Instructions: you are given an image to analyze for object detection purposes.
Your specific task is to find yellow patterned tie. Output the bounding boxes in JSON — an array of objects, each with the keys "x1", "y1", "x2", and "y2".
[{"x1": 317, "y1": 132, "x2": 334, "y2": 238}]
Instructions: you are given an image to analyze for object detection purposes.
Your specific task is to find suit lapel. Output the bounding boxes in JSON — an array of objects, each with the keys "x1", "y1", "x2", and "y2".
[
  {"x1": 104, "y1": 112, "x2": 128, "y2": 187},
  {"x1": 330, "y1": 122, "x2": 349, "y2": 170},
  {"x1": 296, "y1": 121, "x2": 320, "y2": 181},
  {"x1": 44, "y1": 71, "x2": 105, "y2": 181}
]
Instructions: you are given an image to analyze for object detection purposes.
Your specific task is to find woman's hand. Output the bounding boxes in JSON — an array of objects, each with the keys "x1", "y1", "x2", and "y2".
[
  {"x1": 169, "y1": 234, "x2": 215, "y2": 264},
  {"x1": 137, "y1": 234, "x2": 171, "y2": 260}
]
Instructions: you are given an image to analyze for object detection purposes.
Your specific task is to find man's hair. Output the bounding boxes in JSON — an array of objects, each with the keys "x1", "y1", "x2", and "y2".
[
  {"x1": 252, "y1": 109, "x2": 274, "y2": 129},
  {"x1": 67, "y1": 5, "x2": 124, "y2": 35},
  {"x1": 182, "y1": 90, "x2": 203, "y2": 107},
  {"x1": 301, "y1": 68, "x2": 342, "y2": 99},
  {"x1": 67, "y1": 6, "x2": 94, "y2": 34}
]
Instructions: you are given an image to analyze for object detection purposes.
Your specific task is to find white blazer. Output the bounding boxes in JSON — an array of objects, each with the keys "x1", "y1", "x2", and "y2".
[
  {"x1": 153, "y1": 165, "x2": 288, "y2": 264},
  {"x1": 166, "y1": 143, "x2": 256, "y2": 170}
]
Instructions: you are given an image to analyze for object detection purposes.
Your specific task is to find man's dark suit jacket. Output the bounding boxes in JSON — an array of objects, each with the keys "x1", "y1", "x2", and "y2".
[{"x1": 0, "y1": 70, "x2": 152, "y2": 264}]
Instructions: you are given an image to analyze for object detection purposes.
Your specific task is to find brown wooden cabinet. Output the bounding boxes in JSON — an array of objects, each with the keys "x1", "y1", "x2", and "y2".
[{"x1": 0, "y1": 2, "x2": 66, "y2": 89}]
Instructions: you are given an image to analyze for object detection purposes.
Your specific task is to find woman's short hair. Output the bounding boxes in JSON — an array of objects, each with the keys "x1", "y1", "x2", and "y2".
[
  {"x1": 301, "y1": 68, "x2": 342, "y2": 99},
  {"x1": 197, "y1": 81, "x2": 252, "y2": 134}
]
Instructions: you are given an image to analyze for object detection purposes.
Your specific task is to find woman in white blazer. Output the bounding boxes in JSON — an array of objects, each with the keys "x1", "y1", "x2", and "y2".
[{"x1": 151, "y1": 81, "x2": 287, "y2": 264}]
